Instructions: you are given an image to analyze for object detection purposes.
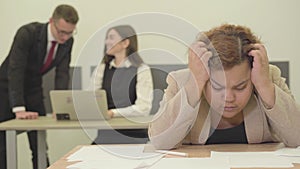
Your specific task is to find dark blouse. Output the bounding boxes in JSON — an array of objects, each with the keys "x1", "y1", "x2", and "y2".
[
  {"x1": 102, "y1": 63, "x2": 137, "y2": 109},
  {"x1": 95, "y1": 63, "x2": 148, "y2": 144},
  {"x1": 205, "y1": 122, "x2": 248, "y2": 144}
]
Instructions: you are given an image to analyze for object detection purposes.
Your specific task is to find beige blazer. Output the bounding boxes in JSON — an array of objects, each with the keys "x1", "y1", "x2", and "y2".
[{"x1": 149, "y1": 65, "x2": 300, "y2": 149}]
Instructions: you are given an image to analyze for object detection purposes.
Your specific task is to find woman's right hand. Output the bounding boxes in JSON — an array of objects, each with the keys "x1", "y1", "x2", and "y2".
[{"x1": 188, "y1": 41, "x2": 212, "y2": 87}]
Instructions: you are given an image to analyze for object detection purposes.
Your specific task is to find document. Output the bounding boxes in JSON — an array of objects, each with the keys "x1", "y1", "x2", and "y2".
[
  {"x1": 275, "y1": 146, "x2": 300, "y2": 157},
  {"x1": 67, "y1": 145, "x2": 230, "y2": 169},
  {"x1": 211, "y1": 151, "x2": 294, "y2": 168},
  {"x1": 67, "y1": 145, "x2": 164, "y2": 169},
  {"x1": 66, "y1": 145, "x2": 300, "y2": 169},
  {"x1": 275, "y1": 146, "x2": 300, "y2": 164},
  {"x1": 150, "y1": 158, "x2": 230, "y2": 169}
]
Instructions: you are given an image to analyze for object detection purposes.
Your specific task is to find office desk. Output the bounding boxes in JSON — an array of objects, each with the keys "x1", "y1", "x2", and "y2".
[
  {"x1": 48, "y1": 143, "x2": 300, "y2": 169},
  {"x1": 0, "y1": 116, "x2": 152, "y2": 169}
]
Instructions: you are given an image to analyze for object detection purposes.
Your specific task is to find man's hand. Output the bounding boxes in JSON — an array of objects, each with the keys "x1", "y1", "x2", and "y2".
[{"x1": 15, "y1": 111, "x2": 39, "y2": 119}]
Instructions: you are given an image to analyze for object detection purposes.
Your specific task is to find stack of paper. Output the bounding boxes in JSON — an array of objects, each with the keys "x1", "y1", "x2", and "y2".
[
  {"x1": 211, "y1": 151, "x2": 294, "y2": 168},
  {"x1": 67, "y1": 145, "x2": 164, "y2": 169},
  {"x1": 275, "y1": 146, "x2": 300, "y2": 164},
  {"x1": 66, "y1": 145, "x2": 300, "y2": 169},
  {"x1": 150, "y1": 158, "x2": 230, "y2": 169}
]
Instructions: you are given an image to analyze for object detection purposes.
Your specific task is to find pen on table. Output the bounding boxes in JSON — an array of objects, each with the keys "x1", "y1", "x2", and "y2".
[{"x1": 155, "y1": 150, "x2": 188, "y2": 157}]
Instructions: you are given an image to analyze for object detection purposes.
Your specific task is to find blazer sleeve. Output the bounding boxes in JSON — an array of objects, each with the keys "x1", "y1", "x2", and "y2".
[
  {"x1": 148, "y1": 70, "x2": 200, "y2": 149},
  {"x1": 7, "y1": 25, "x2": 33, "y2": 107},
  {"x1": 259, "y1": 65, "x2": 300, "y2": 147}
]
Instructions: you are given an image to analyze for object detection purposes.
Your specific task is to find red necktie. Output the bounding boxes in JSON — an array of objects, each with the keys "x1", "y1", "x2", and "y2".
[{"x1": 40, "y1": 41, "x2": 57, "y2": 73}]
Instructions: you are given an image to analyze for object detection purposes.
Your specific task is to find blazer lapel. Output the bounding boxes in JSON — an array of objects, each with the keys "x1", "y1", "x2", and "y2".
[
  {"x1": 37, "y1": 23, "x2": 48, "y2": 68},
  {"x1": 243, "y1": 94, "x2": 264, "y2": 143},
  {"x1": 191, "y1": 98, "x2": 210, "y2": 144}
]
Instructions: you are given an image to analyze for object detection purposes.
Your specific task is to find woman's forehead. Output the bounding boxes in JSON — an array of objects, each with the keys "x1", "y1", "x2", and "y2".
[{"x1": 210, "y1": 62, "x2": 251, "y2": 85}]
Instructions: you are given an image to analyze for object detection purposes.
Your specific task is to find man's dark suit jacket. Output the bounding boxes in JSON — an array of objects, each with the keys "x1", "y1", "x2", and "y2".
[{"x1": 0, "y1": 22, "x2": 73, "y2": 122}]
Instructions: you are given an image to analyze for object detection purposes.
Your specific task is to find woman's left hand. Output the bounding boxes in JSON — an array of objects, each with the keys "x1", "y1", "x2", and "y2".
[
  {"x1": 248, "y1": 44, "x2": 275, "y2": 108},
  {"x1": 248, "y1": 44, "x2": 270, "y2": 89}
]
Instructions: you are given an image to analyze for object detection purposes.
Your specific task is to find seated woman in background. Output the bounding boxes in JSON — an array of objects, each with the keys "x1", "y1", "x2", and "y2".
[
  {"x1": 90, "y1": 25, "x2": 153, "y2": 144},
  {"x1": 148, "y1": 24, "x2": 300, "y2": 149}
]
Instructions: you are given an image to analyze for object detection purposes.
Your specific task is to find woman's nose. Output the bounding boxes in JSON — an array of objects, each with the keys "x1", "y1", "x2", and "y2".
[{"x1": 225, "y1": 89, "x2": 235, "y2": 102}]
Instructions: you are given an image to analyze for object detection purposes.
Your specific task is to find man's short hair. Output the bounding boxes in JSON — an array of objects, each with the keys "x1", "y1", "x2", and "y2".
[{"x1": 52, "y1": 4, "x2": 79, "y2": 24}]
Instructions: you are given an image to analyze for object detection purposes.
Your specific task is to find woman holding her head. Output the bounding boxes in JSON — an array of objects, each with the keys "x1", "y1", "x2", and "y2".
[
  {"x1": 90, "y1": 25, "x2": 153, "y2": 144},
  {"x1": 149, "y1": 24, "x2": 300, "y2": 149}
]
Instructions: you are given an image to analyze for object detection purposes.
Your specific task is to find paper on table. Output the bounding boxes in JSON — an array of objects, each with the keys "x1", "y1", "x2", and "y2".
[
  {"x1": 275, "y1": 146, "x2": 300, "y2": 164},
  {"x1": 275, "y1": 146, "x2": 300, "y2": 157},
  {"x1": 211, "y1": 151, "x2": 294, "y2": 168},
  {"x1": 67, "y1": 145, "x2": 164, "y2": 169},
  {"x1": 67, "y1": 158, "x2": 163, "y2": 169},
  {"x1": 68, "y1": 145, "x2": 161, "y2": 161},
  {"x1": 150, "y1": 158, "x2": 230, "y2": 169},
  {"x1": 281, "y1": 156, "x2": 300, "y2": 164}
]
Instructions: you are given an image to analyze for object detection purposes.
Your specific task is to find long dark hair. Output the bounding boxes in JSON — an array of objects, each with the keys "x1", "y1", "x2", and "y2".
[{"x1": 102, "y1": 25, "x2": 144, "y2": 67}]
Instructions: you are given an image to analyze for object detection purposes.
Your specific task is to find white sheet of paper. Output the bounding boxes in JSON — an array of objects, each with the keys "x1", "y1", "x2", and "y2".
[
  {"x1": 211, "y1": 151, "x2": 294, "y2": 168},
  {"x1": 67, "y1": 158, "x2": 162, "y2": 169},
  {"x1": 67, "y1": 145, "x2": 160, "y2": 161},
  {"x1": 281, "y1": 156, "x2": 300, "y2": 164},
  {"x1": 275, "y1": 147, "x2": 300, "y2": 164},
  {"x1": 275, "y1": 146, "x2": 300, "y2": 157},
  {"x1": 67, "y1": 145, "x2": 164, "y2": 169},
  {"x1": 67, "y1": 145, "x2": 298, "y2": 169},
  {"x1": 150, "y1": 158, "x2": 230, "y2": 169}
]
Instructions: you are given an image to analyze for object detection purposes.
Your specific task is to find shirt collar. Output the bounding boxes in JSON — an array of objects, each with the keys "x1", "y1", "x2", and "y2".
[
  {"x1": 47, "y1": 23, "x2": 56, "y2": 42},
  {"x1": 109, "y1": 58, "x2": 132, "y2": 69}
]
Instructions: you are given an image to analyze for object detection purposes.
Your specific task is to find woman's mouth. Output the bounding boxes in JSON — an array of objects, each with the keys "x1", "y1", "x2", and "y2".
[{"x1": 224, "y1": 106, "x2": 237, "y2": 112}]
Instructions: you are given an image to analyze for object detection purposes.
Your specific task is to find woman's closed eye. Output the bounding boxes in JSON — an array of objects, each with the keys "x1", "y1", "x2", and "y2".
[
  {"x1": 211, "y1": 84, "x2": 224, "y2": 91},
  {"x1": 234, "y1": 85, "x2": 247, "y2": 91}
]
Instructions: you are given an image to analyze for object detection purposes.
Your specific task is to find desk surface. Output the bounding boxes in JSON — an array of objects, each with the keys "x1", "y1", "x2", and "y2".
[
  {"x1": 48, "y1": 143, "x2": 300, "y2": 169},
  {"x1": 0, "y1": 116, "x2": 152, "y2": 130}
]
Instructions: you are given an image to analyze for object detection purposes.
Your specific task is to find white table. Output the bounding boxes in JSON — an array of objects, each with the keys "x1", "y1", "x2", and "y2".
[
  {"x1": 48, "y1": 143, "x2": 300, "y2": 169},
  {"x1": 0, "y1": 116, "x2": 152, "y2": 169}
]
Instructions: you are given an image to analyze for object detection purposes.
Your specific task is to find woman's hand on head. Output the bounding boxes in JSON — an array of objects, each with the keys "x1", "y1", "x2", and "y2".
[
  {"x1": 248, "y1": 44, "x2": 272, "y2": 90},
  {"x1": 248, "y1": 44, "x2": 275, "y2": 108},
  {"x1": 188, "y1": 41, "x2": 212, "y2": 86}
]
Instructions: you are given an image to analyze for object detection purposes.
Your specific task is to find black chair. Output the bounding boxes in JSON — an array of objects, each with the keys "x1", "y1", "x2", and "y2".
[
  {"x1": 149, "y1": 64, "x2": 187, "y2": 114},
  {"x1": 269, "y1": 61, "x2": 289, "y2": 87}
]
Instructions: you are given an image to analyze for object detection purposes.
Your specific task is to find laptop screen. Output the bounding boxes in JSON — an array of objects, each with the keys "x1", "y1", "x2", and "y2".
[{"x1": 50, "y1": 90, "x2": 109, "y2": 121}]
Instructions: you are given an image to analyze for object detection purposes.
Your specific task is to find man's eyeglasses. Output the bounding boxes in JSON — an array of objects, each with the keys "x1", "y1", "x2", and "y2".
[{"x1": 53, "y1": 22, "x2": 77, "y2": 36}]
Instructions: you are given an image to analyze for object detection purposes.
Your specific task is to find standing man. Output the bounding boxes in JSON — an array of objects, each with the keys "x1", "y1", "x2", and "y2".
[{"x1": 0, "y1": 4, "x2": 79, "y2": 169}]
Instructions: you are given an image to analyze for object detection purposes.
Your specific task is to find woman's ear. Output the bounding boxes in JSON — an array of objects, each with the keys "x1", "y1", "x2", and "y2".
[{"x1": 121, "y1": 39, "x2": 130, "y2": 48}]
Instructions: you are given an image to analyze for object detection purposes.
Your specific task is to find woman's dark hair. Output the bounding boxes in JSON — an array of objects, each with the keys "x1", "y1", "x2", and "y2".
[{"x1": 102, "y1": 25, "x2": 144, "y2": 67}]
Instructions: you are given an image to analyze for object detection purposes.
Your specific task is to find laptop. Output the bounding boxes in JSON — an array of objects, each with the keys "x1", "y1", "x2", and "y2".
[{"x1": 50, "y1": 90, "x2": 110, "y2": 121}]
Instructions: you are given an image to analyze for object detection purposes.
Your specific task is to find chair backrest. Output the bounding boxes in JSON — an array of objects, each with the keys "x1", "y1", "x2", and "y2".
[
  {"x1": 149, "y1": 64, "x2": 187, "y2": 114},
  {"x1": 269, "y1": 61, "x2": 289, "y2": 87}
]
